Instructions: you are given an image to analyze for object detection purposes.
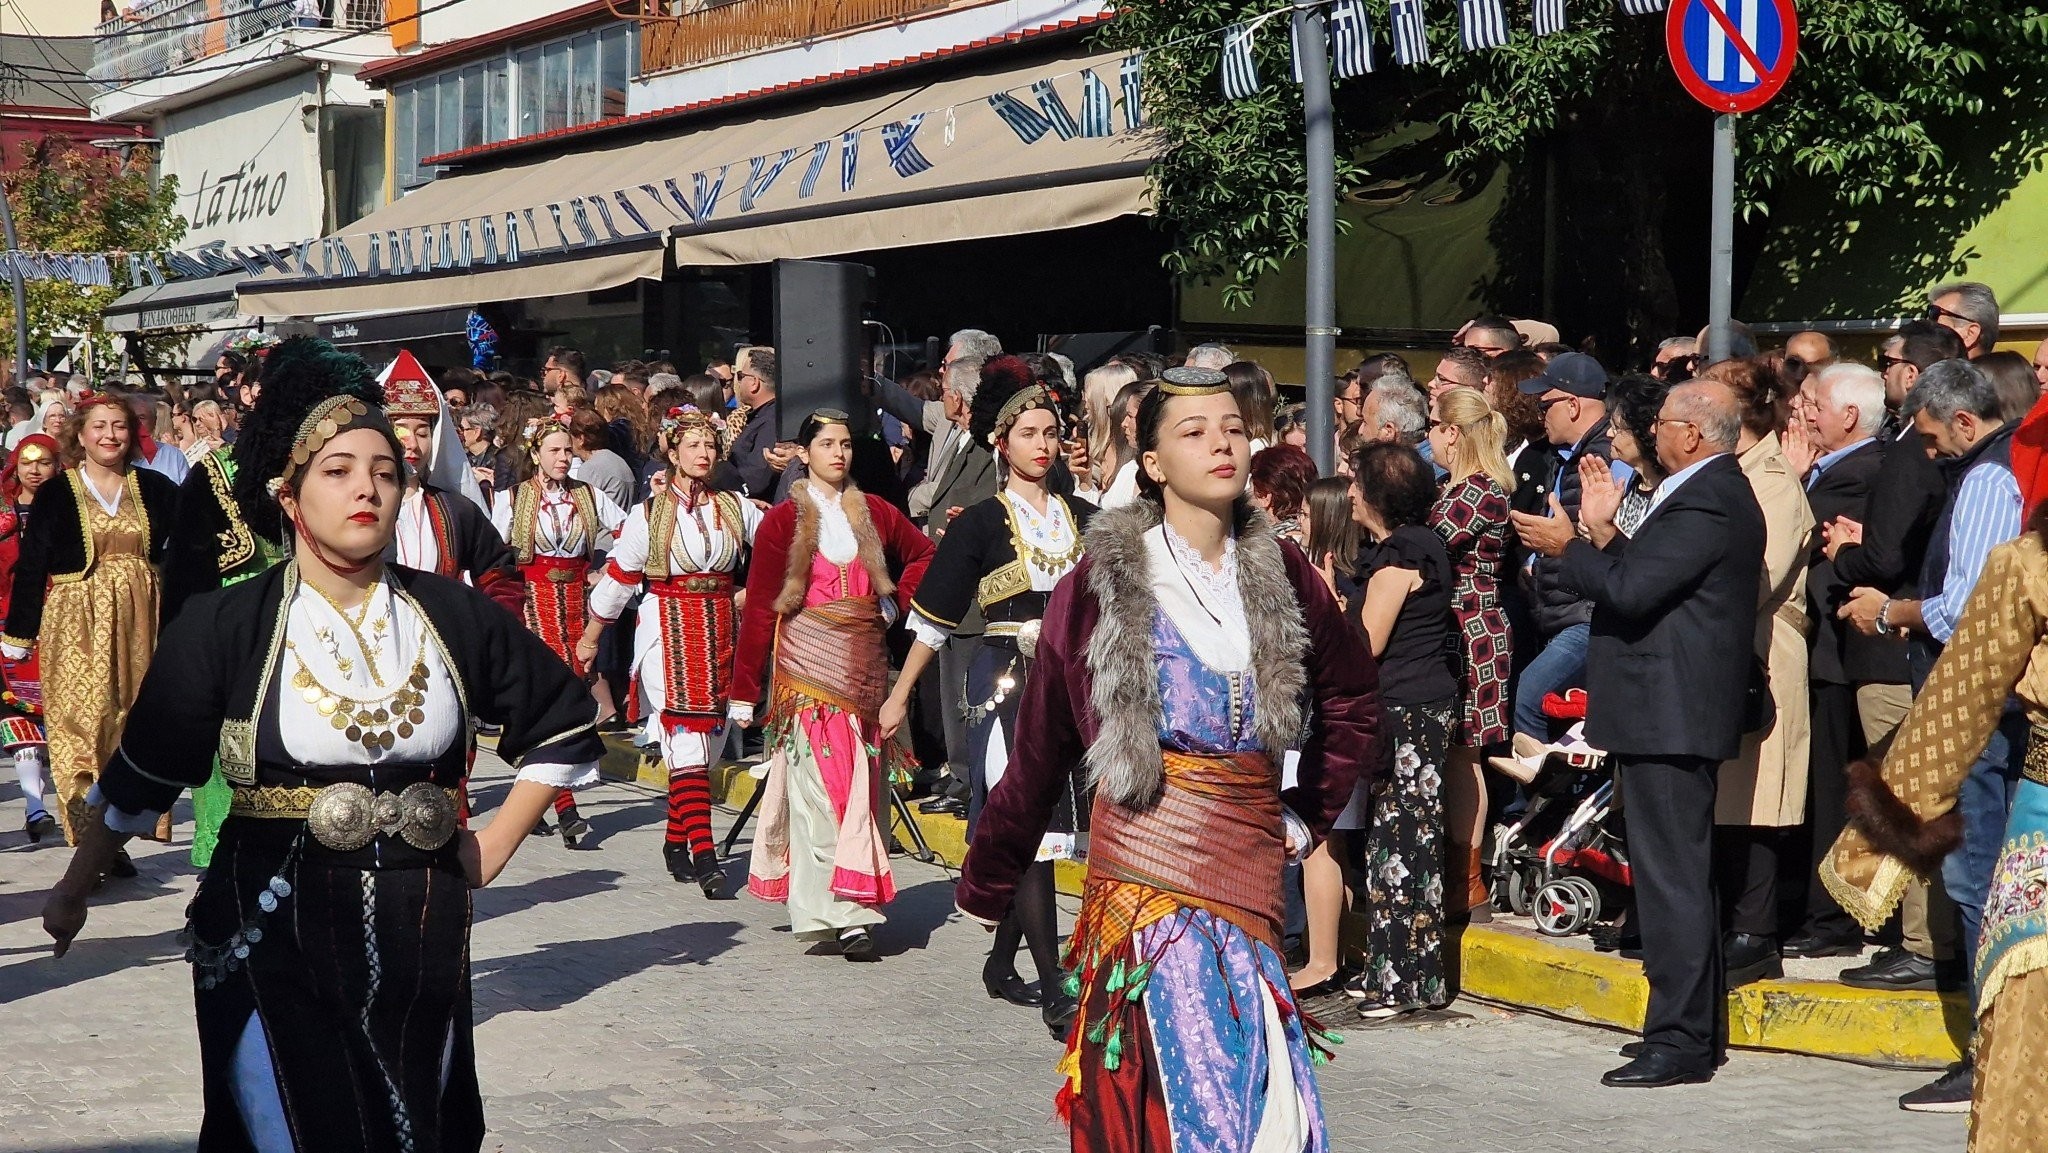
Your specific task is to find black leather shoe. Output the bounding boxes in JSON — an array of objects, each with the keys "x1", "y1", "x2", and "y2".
[
  {"x1": 106, "y1": 847, "x2": 138, "y2": 879},
  {"x1": 693, "y1": 850, "x2": 730, "y2": 899},
  {"x1": 1602, "y1": 1051, "x2": 1712, "y2": 1088},
  {"x1": 919, "y1": 795, "x2": 966, "y2": 816},
  {"x1": 840, "y1": 928, "x2": 879, "y2": 962},
  {"x1": 23, "y1": 811, "x2": 53, "y2": 844},
  {"x1": 529, "y1": 818, "x2": 555, "y2": 837},
  {"x1": 1042, "y1": 991, "x2": 1080, "y2": 1039},
  {"x1": 1620, "y1": 1041, "x2": 1643, "y2": 1058},
  {"x1": 663, "y1": 843, "x2": 695, "y2": 883},
  {"x1": 1840, "y1": 946, "x2": 1938, "y2": 991},
  {"x1": 558, "y1": 808, "x2": 592, "y2": 849},
  {"x1": 1781, "y1": 928, "x2": 1864, "y2": 958},
  {"x1": 1724, "y1": 932, "x2": 1783, "y2": 987},
  {"x1": 983, "y1": 968, "x2": 1044, "y2": 1007}
]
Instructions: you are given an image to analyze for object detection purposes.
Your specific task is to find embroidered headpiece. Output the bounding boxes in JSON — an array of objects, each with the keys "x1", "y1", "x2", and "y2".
[
  {"x1": 381, "y1": 349, "x2": 442, "y2": 418},
  {"x1": 969, "y1": 354, "x2": 1060, "y2": 448},
  {"x1": 661, "y1": 404, "x2": 720, "y2": 440},
  {"x1": 1156, "y1": 366, "x2": 1230, "y2": 396},
  {"x1": 527, "y1": 415, "x2": 573, "y2": 464}
]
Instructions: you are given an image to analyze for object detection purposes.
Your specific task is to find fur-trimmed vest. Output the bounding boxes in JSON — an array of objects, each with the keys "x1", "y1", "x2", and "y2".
[
  {"x1": 1080, "y1": 499, "x2": 1310, "y2": 808},
  {"x1": 771, "y1": 482, "x2": 896, "y2": 614}
]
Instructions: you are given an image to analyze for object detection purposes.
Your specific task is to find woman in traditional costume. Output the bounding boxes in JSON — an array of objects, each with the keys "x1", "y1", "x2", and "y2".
[
  {"x1": 730, "y1": 409, "x2": 934, "y2": 960},
  {"x1": 491, "y1": 417, "x2": 624, "y2": 848},
  {"x1": 878, "y1": 355, "x2": 1094, "y2": 1034},
  {"x1": 42, "y1": 336, "x2": 605, "y2": 1153},
  {"x1": 958, "y1": 367, "x2": 1381, "y2": 1150},
  {"x1": 582, "y1": 405, "x2": 762, "y2": 896},
  {"x1": 3, "y1": 394, "x2": 178, "y2": 858},
  {"x1": 165, "y1": 426, "x2": 288, "y2": 869},
  {"x1": 0, "y1": 434, "x2": 59, "y2": 841}
]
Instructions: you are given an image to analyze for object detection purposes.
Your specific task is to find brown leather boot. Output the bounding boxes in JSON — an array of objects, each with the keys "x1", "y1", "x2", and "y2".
[{"x1": 1447, "y1": 841, "x2": 1493, "y2": 924}]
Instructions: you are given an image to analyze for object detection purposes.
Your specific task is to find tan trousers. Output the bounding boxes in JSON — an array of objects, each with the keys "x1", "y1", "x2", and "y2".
[{"x1": 1859, "y1": 681, "x2": 1957, "y2": 961}]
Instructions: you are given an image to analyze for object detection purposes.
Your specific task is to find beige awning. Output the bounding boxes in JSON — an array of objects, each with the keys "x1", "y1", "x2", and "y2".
[{"x1": 234, "y1": 45, "x2": 1155, "y2": 317}]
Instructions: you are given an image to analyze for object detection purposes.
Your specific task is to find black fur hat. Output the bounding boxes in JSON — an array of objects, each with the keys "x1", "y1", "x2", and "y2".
[
  {"x1": 229, "y1": 336, "x2": 389, "y2": 543},
  {"x1": 968, "y1": 354, "x2": 1057, "y2": 449}
]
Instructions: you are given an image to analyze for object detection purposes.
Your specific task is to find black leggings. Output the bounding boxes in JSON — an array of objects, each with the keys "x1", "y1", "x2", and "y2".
[{"x1": 989, "y1": 860, "x2": 1062, "y2": 986}]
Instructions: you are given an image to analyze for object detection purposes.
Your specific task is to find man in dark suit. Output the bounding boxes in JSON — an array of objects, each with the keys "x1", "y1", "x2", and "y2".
[
  {"x1": 1785, "y1": 362, "x2": 1905, "y2": 957},
  {"x1": 1513, "y1": 380, "x2": 1766, "y2": 1087}
]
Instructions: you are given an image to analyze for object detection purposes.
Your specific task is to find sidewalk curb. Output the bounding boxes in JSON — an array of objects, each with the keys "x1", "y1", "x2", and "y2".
[{"x1": 603, "y1": 738, "x2": 1963, "y2": 1068}]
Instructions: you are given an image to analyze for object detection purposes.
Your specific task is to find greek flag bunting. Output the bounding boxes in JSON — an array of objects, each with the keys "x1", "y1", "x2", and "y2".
[
  {"x1": 1119, "y1": 54, "x2": 1143, "y2": 130},
  {"x1": 1390, "y1": 0, "x2": 1431, "y2": 65},
  {"x1": 1221, "y1": 21, "x2": 1260, "y2": 100},
  {"x1": 1534, "y1": 0, "x2": 1566, "y2": 34},
  {"x1": 1330, "y1": 0, "x2": 1375, "y2": 77},
  {"x1": 880, "y1": 115, "x2": 933, "y2": 177},
  {"x1": 1079, "y1": 70, "x2": 1113, "y2": 137},
  {"x1": 990, "y1": 91, "x2": 1054, "y2": 144},
  {"x1": 840, "y1": 130, "x2": 860, "y2": 192},
  {"x1": 798, "y1": 140, "x2": 831, "y2": 199},
  {"x1": 740, "y1": 148, "x2": 800, "y2": 212},
  {"x1": 1459, "y1": 0, "x2": 1510, "y2": 49},
  {"x1": 1031, "y1": 79, "x2": 1081, "y2": 140},
  {"x1": 612, "y1": 189, "x2": 653, "y2": 233},
  {"x1": 690, "y1": 167, "x2": 726, "y2": 224},
  {"x1": 1618, "y1": 0, "x2": 1663, "y2": 12},
  {"x1": 640, "y1": 183, "x2": 683, "y2": 220}
]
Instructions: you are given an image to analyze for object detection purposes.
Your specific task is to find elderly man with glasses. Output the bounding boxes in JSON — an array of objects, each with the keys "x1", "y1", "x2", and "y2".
[{"x1": 1928, "y1": 281, "x2": 2000, "y2": 360}]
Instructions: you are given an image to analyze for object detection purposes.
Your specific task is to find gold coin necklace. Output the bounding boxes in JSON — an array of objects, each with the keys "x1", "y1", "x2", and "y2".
[{"x1": 287, "y1": 642, "x2": 430, "y2": 752}]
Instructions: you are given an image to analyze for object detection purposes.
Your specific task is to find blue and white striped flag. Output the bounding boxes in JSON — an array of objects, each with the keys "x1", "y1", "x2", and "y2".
[
  {"x1": 1032, "y1": 79, "x2": 1081, "y2": 140},
  {"x1": 1079, "y1": 70, "x2": 1114, "y2": 137},
  {"x1": 1390, "y1": 0, "x2": 1431, "y2": 65},
  {"x1": 989, "y1": 92, "x2": 1054, "y2": 144},
  {"x1": 690, "y1": 167, "x2": 726, "y2": 224},
  {"x1": 880, "y1": 115, "x2": 934, "y2": 178},
  {"x1": 798, "y1": 140, "x2": 831, "y2": 199},
  {"x1": 1460, "y1": 0, "x2": 1509, "y2": 49},
  {"x1": 640, "y1": 182, "x2": 683, "y2": 220},
  {"x1": 1618, "y1": 0, "x2": 1663, "y2": 13},
  {"x1": 1534, "y1": 0, "x2": 1566, "y2": 35},
  {"x1": 1221, "y1": 21, "x2": 1260, "y2": 100},
  {"x1": 662, "y1": 178, "x2": 690, "y2": 217},
  {"x1": 840, "y1": 130, "x2": 860, "y2": 192},
  {"x1": 1119, "y1": 54, "x2": 1144, "y2": 130},
  {"x1": 740, "y1": 148, "x2": 799, "y2": 212},
  {"x1": 1331, "y1": 0, "x2": 1375, "y2": 76}
]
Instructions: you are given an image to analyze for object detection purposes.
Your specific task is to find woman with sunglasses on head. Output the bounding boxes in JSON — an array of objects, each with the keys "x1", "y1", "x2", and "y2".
[
  {"x1": 0, "y1": 434, "x2": 59, "y2": 841},
  {"x1": 730, "y1": 409, "x2": 933, "y2": 960},
  {"x1": 41, "y1": 338, "x2": 605, "y2": 1152},
  {"x1": 581, "y1": 405, "x2": 762, "y2": 897},
  {"x1": 490, "y1": 416, "x2": 627, "y2": 848},
  {"x1": 876, "y1": 356, "x2": 1096, "y2": 1034},
  {"x1": 958, "y1": 367, "x2": 1380, "y2": 1150},
  {"x1": 3, "y1": 393, "x2": 179, "y2": 859}
]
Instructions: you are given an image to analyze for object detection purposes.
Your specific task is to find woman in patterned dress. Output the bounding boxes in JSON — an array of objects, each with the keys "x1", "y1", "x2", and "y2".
[
  {"x1": 2, "y1": 395, "x2": 178, "y2": 859},
  {"x1": 0, "y1": 434, "x2": 58, "y2": 842},
  {"x1": 1424, "y1": 386, "x2": 1515, "y2": 922},
  {"x1": 1347, "y1": 442, "x2": 1460, "y2": 1022}
]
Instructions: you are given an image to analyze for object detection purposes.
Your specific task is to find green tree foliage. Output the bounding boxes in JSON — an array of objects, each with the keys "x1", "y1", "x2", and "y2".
[
  {"x1": 1105, "y1": 0, "x2": 2048, "y2": 358},
  {"x1": 0, "y1": 137, "x2": 185, "y2": 366}
]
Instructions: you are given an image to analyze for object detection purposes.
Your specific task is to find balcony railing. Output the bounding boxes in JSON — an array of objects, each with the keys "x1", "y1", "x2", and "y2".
[
  {"x1": 633, "y1": 0, "x2": 955, "y2": 78},
  {"x1": 91, "y1": 0, "x2": 387, "y2": 86}
]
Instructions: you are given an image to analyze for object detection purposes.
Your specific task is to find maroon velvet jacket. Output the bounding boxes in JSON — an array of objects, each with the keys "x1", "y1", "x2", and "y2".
[
  {"x1": 730, "y1": 490, "x2": 934, "y2": 707},
  {"x1": 955, "y1": 539, "x2": 1381, "y2": 924}
]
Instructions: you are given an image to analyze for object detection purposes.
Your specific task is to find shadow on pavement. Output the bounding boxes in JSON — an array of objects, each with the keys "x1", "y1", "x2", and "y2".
[
  {"x1": 472, "y1": 867, "x2": 626, "y2": 923},
  {"x1": 0, "y1": 929, "x2": 185, "y2": 1004},
  {"x1": 470, "y1": 919, "x2": 744, "y2": 1025},
  {"x1": 872, "y1": 876, "x2": 961, "y2": 958}
]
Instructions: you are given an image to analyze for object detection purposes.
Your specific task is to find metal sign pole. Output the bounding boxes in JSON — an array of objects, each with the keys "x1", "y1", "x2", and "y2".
[
  {"x1": 1295, "y1": 0, "x2": 1337, "y2": 475},
  {"x1": 1706, "y1": 112, "x2": 1735, "y2": 364},
  {"x1": 0, "y1": 185, "x2": 29, "y2": 384}
]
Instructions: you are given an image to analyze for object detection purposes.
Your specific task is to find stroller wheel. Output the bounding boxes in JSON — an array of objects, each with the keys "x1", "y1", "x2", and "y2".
[
  {"x1": 1557, "y1": 875, "x2": 1602, "y2": 924},
  {"x1": 1533, "y1": 878, "x2": 1597, "y2": 937},
  {"x1": 1507, "y1": 867, "x2": 1538, "y2": 917}
]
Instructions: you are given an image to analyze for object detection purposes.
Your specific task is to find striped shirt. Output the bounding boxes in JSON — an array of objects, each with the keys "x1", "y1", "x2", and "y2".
[{"x1": 1919, "y1": 462, "x2": 2021, "y2": 643}]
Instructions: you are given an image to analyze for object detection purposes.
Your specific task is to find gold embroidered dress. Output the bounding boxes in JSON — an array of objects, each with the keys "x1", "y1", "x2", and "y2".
[{"x1": 45, "y1": 471, "x2": 161, "y2": 842}]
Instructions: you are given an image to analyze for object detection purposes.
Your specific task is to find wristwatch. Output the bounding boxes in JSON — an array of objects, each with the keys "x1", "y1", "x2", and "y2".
[{"x1": 1875, "y1": 598, "x2": 1893, "y2": 636}]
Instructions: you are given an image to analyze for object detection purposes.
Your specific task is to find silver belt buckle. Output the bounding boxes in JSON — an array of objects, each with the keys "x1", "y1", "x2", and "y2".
[{"x1": 306, "y1": 781, "x2": 457, "y2": 852}]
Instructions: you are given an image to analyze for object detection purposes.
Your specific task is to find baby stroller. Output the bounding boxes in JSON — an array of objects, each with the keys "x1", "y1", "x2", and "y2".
[{"x1": 1484, "y1": 690, "x2": 1633, "y2": 938}]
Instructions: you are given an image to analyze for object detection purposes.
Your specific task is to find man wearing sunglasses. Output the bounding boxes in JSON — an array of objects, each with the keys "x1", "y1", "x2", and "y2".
[
  {"x1": 1650, "y1": 337, "x2": 1699, "y2": 383},
  {"x1": 1928, "y1": 281, "x2": 1999, "y2": 359}
]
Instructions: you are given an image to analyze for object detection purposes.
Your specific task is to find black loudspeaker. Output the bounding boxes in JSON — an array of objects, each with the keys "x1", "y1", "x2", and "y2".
[{"x1": 773, "y1": 259, "x2": 876, "y2": 439}]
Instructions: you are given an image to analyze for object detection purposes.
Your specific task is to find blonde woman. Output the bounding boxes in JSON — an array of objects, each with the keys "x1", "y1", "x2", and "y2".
[
  {"x1": 1078, "y1": 361, "x2": 1137, "y2": 499},
  {"x1": 1424, "y1": 386, "x2": 1516, "y2": 922}
]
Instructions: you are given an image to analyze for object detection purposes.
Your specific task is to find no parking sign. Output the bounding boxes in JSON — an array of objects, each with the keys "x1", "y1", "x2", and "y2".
[{"x1": 1666, "y1": 0, "x2": 1798, "y2": 114}]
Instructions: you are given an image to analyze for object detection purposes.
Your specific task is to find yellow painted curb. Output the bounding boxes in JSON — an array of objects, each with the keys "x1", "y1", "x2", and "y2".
[
  {"x1": 1460, "y1": 924, "x2": 1968, "y2": 1069},
  {"x1": 605, "y1": 739, "x2": 1959, "y2": 1067}
]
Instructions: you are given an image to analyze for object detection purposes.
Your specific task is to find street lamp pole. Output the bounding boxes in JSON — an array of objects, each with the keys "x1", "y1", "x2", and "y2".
[
  {"x1": 0, "y1": 178, "x2": 30, "y2": 383},
  {"x1": 1295, "y1": 0, "x2": 1337, "y2": 475}
]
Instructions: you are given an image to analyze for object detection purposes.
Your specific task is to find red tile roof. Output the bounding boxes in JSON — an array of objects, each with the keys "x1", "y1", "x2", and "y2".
[{"x1": 419, "y1": 10, "x2": 1111, "y2": 169}]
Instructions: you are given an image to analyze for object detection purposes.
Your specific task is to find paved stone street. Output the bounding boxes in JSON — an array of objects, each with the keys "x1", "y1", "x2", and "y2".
[{"x1": 2, "y1": 754, "x2": 1965, "y2": 1152}]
